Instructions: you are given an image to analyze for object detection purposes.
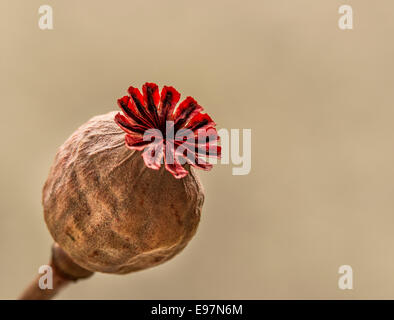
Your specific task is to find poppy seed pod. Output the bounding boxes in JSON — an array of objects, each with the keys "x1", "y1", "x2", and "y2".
[{"x1": 42, "y1": 83, "x2": 220, "y2": 276}]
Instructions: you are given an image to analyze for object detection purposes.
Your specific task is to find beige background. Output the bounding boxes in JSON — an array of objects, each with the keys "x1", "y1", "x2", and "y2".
[{"x1": 1, "y1": 0, "x2": 394, "y2": 299}]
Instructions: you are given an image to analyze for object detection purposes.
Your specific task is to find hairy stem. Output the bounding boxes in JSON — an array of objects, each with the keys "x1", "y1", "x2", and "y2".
[{"x1": 19, "y1": 243, "x2": 94, "y2": 300}]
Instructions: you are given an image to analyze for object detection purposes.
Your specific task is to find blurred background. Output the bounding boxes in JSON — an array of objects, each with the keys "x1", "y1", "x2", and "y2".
[{"x1": 1, "y1": 0, "x2": 394, "y2": 299}]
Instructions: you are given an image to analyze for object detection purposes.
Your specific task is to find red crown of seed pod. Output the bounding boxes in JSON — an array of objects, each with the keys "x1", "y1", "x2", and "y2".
[{"x1": 115, "y1": 83, "x2": 221, "y2": 179}]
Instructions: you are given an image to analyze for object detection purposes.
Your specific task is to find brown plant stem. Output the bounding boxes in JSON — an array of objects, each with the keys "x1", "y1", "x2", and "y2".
[{"x1": 19, "y1": 243, "x2": 94, "y2": 300}]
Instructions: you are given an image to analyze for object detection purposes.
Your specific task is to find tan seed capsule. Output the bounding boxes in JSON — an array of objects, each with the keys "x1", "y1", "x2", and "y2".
[
  {"x1": 20, "y1": 83, "x2": 220, "y2": 299},
  {"x1": 43, "y1": 111, "x2": 204, "y2": 274}
]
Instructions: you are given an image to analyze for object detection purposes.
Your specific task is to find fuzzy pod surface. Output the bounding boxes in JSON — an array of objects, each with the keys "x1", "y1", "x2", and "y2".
[
  {"x1": 42, "y1": 83, "x2": 220, "y2": 275},
  {"x1": 43, "y1": 112, "x2": 204, "y2": 274}
]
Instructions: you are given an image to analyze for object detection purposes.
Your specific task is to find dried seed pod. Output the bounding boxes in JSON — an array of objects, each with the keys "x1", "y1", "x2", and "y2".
[
  {"x1": 42, "y1": 83, "x2": 220, "y2": 275},
  {"x1": 43, "y1": 111, "x2": 204, "y2": 274}
]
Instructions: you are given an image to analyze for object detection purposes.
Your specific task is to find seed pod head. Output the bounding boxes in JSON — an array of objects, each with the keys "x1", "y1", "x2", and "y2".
[{"x1": 43, "y1": 83, "x2": 220, "y2": 274}]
